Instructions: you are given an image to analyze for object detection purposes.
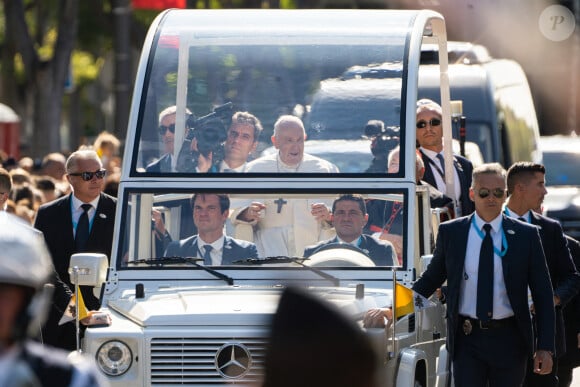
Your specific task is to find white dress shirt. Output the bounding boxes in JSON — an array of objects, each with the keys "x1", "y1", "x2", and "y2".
[{"x1": 458, "y1": 213, "x2": 514, "y2": 319}]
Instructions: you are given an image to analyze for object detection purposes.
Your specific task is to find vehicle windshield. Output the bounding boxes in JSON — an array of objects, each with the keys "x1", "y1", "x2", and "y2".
[
  {"x1": 543, "y1": 151, "x2": 580, "y2": 186},
  {"x1": 116, "y1": 190, "x2": 408, "y2": 270},
  {"x1": 132, "y1": 10, "x2": 413, "y2": 176}
]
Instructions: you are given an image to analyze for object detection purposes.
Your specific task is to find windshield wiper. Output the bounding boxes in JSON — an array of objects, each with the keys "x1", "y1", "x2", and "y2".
[
  {"x1": 233, "y1": 256, "x2": 340, "y2": 286},
  {"x1": 127, "y1": 256, "x2": 234, "y2": 285},
  {"x1": 233, "y1": 256, "x2": 305, "y2": 265}
]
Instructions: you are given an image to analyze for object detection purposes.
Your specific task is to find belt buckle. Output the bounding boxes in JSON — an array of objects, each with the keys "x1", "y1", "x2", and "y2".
[{"x1": 462, "y1": 318, "x2": 472, "y2": 335}]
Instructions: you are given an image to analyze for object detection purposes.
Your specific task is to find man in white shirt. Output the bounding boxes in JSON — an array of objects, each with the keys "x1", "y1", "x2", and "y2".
[
  {"x1": 218, "y1": 111, "x2": 263, "y2": 172},
  {"x1": 164, "y1": 194, "x2": 258, "y2": 264},
  {"x1": 416, "y1": 99, "x2": 474, "y2": 216},
  {"x1": 231, "y1": 115, "x2": 338, "y2": 257}
]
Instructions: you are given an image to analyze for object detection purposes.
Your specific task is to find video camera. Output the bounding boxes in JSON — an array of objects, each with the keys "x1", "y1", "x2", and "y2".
[
  {"x1": 185, "y1": 102, "x2": 234, "y2": 157},
  {"x1": 176, "y1": 102, "x2": 233, "y2": 172},
  {"x1": 363, "y1": 120, "x2": 400, "y2": 158}
]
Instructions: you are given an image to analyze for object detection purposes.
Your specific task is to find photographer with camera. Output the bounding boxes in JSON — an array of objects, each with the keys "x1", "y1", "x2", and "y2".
[
  {"x1": 218, "y1": 111, "x2": 263, "y2": 172},
  {"x1": 363, "y1": 119, "x2": 400, "y2": 173},
  {"x1": 175, "y1": 103, "x2": 233, "y2": 173}
]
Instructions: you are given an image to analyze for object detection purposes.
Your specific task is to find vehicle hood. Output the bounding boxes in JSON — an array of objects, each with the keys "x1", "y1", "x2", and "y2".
[{"x1": 106, "y1": 286, "x2": 389, "y2": 327}]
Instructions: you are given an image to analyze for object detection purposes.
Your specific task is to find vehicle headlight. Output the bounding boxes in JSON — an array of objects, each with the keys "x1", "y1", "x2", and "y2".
[{"x1": 96, "y1": 340, "x2": 133, "y2": 376}]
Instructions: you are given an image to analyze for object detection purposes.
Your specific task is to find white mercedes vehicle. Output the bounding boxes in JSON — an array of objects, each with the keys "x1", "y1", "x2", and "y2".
[{"x1": 71, "y1": 9, "x2": 458, "y2": 387}]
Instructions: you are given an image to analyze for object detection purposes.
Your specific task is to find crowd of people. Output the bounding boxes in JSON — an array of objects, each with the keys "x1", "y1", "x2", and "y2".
[
  {"x1": 0, "y1": 130, "x2": 122, "y2": 226},
  {"x1": 1, "y1": 99, "x2": 580, "y2": 386}
]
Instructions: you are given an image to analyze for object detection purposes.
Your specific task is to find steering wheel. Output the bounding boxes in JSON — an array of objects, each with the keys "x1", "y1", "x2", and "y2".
[{"x1": 304, "y1": 243, "x2": 376, "y2": 267}]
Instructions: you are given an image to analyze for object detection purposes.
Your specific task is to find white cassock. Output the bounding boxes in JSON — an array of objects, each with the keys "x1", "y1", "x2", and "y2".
[
  {"x1": 230, "y1": 152, "x2": 339, "y2": 257},
  {"x1": 245, "y1": 152, "x2": 340, "y2": 173}
]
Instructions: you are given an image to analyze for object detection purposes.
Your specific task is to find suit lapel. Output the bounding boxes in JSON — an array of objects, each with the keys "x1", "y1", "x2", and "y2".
[
  {"x1": 222, "y1": 237, "x2": 236, "y2": 264},
  {"x1": 500, "y1": 215, "x2": 518, "y2": 279},
  {"x1": 529, "y1": 212, "x2": 543, "y2": 230},
  {"x1": 189, "y1": 237, "x2": 200, "y2": 258},
  {"x1": 452, "y1": 216, "x2": 471, "y2": 279},
  {"x1": 420, "y1": 151, "x2": 436, "y2": 187},
  {"x1": 90, "y1": 194, "x2": 105, "y2": 239},
  {"x1": 64, "y1": 194, "x2": 75, "y2": 245}
]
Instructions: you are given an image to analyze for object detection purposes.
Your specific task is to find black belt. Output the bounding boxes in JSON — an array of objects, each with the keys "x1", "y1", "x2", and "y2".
[{"x1": 459, "y1": 315, "x2": 515, "y2": 335}]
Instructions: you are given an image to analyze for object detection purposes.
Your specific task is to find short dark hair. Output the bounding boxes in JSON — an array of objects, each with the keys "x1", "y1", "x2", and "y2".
[
  {"x1": 0, "y1": 167, "x2": 12, "y2": 193},
  {"x1": 506, "y1": 162, "x2": 545, "y2": 195},
  {"x1": 332, "y1": 194, "x2": 366, "y2": 215},
  {"x1": 230, "y1": 111, "x2": 263, "y2": 142},
  {"x1": 471, "y1": 162, "x2": 506, "y2": 189},
  {"x1": 190, "y1": 193, "x2": 230, "y2": 214}
]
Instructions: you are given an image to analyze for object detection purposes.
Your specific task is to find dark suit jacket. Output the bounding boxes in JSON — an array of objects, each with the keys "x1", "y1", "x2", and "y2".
[
  {"x1": 560, "y1": 236, "x2": 580, "y2": 368},
  {"x1": 146, "y1": 153, "x2": 172, "y2": 173},
  {"x1": 164, "y1": 235, "x2": 258, "y2": 264},
  {"x1": 303, "y1": 235, "x2": 396, "y2": 266},
  {"x1": 420, "y1": 150, "x2": 474, "y2": 216},
  {"x1": 413, "y1": 214, "x2": 555, "y2": 359},
  {"x1": 530, "y1": 212, "x2": 580, "y2": 357},
  {"x1": 34, "y1": 192, "x2": 116, "y2": 350},
  {"x1": 35, "y1": 192, "x2": 116, "y2": 309}
]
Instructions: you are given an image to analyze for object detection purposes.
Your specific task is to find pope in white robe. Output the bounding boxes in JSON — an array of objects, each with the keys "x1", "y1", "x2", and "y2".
[{"x1": 230, "y1": 115, "x2": 339, "y2": 257}]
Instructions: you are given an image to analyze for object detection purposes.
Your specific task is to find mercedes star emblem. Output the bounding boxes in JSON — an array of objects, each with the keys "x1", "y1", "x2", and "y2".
[{"x1": 215, "y1": 342, "x2": 252, "y2": 379}]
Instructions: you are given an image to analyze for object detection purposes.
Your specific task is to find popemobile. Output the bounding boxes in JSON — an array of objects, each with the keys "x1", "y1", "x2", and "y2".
[{"x1": 71, "y1": 8, "x2": 460, "y2": 387}]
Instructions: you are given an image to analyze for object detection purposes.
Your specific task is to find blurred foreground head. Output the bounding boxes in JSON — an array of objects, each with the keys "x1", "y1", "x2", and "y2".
[
  {"x1": 0, "y1": 212, "x2": 52, "y2": 347},
  {"x1": 262, "y1": 287, "x2": 377, "y2": 387}
]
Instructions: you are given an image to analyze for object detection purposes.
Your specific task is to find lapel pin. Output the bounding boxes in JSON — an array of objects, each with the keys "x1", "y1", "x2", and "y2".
[
  {"x1": 507, "y1": 229, "x2": 515, "y2": 235},
  {"x1": 99, "y1": 213, "x2": 107, "y2": 219}
]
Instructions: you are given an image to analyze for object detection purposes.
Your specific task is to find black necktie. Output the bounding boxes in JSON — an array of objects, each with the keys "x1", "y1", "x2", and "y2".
[
  {"x1": 477, "y1": 224, "x2": 494, "y2": 321},
  {"x1": 75, "y1": 204, "x2": 92, "y2": 251},
  {"x1": 203, "y1": 245, "x2": 213, "y2": 265}
]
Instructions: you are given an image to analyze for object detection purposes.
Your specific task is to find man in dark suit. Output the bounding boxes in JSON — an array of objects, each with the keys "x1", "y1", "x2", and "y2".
[
  {"x1": 164, "y1": 193, "x2": 258, "y2": 264},
  {"x1": 558, "y1": 235, "x2": 580, "y2": 387},
  {"x1": 416, "y1": 98, "x2": 474, "y2": 217},
  {"x1": 412, "y1": 163, "x2": 555, "y2": 386},
  {"x1": 505, "y1": 162, "x2": 580, "y2": 387},
  {"x1": 146, "y1": 105, "x2": 192, "y2": 173},
  {"x1": 34, "y1": 149, "x2": 116, "y2": 350},
  {"x1": 303, "y1": 194, "x2": 396, "y2": 266}
]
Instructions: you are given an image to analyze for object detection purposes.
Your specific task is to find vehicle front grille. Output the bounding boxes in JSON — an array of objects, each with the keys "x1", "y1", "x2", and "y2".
[{"x1": 150, "y1": 337, "x2": 267, "y2": 385}]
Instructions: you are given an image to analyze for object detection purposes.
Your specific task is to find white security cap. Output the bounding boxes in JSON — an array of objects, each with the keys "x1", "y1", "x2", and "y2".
[{"x1": 0, "y1": 212, "x2": 52, "y2": 289}]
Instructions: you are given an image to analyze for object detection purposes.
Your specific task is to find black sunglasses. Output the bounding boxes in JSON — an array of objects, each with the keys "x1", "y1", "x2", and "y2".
[
  {"x1": 69, "y1": 169, "x2": 107, "y2": 181},
  {"x1": 477, "y1": 188, "x2": 505, "y2": 199},
  {"x1": 158, "y1": 123, "x2": 175, "y2": 135},
  {"x1": 416, "y1": 118, "x2": 442, "y2": 129}
]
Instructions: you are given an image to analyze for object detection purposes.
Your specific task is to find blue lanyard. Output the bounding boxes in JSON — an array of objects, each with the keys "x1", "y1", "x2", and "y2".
[{"x1": 471, "y1": 216, "x2": 507, "y2": 257}]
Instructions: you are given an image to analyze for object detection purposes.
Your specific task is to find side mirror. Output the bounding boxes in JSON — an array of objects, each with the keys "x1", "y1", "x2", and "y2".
[{"x1": 68, "y1": 253, "x2": 108, "y2": 287}]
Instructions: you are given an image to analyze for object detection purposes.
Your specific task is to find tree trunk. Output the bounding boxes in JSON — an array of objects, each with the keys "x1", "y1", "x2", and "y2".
[
  {"x1": 113, "y1": 0, "x2": 132, "y2": 140},
  {"x1": 3, "y1": 0, "x2": 79, "y2": 158}
]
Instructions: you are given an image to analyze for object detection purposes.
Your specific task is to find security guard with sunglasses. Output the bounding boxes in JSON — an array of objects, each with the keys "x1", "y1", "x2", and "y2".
[
  {"x1": 416, "y1": 98, "x2": 474, "y2": 217},
  {"x1": 505, "y1": 162, "x2": 580, "y2": 387},
  {"x1": 146, "y1": 105, "x2": 193, "y2": 173},
  {"x1": 34, "y1": 149, "x2": 116, "y2": 351},
  {"x1": 413, "y1": 163, "x2": 555, "y2": 387}
]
